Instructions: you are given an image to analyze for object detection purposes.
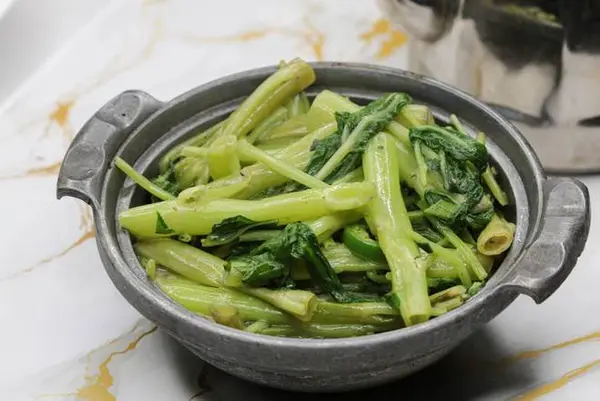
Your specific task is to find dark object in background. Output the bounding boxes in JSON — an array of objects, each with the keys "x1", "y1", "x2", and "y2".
[{"x1": 378, "y1": 0, "x2": 600, "y2": 173}]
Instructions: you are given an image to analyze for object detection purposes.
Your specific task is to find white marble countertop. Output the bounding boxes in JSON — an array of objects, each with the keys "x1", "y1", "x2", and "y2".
[{"x1": 1, "y1": 0, "x2": 599, "y2": 400}]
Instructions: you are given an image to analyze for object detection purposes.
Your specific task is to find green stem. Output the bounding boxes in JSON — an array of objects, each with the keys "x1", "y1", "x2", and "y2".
[
  {"x1": 428, "y1": 218, "x2": 488, "y2": 281},
  {"x1": 114, "y1": 157, "x2": 175, "y2": 201},
  {"x1": 238, "y1": 229, "x2": 281, "y2": 242},
  {"x1": 477, "y1": 132, "x2": 509, "y2": 206},
  {"x1": 312, "y1": 301, "x2": 399, "y2": 325},
  {"x1": 242, "y1": 288, "x2": 318, "y2": 321},
  {"x1": 119, "y1": 182, "x2": 375, "y2": 237},
  {"x1": 237, "y1": 140, "x2": 329, "y2": 189},
  {"x1": 135, "y1": 239, "x2": 225, "y2": 287},
  {"x1": 363, "y1": 133, "x2": 431, "y2": 326},
  {"x1": 222, "y1": 58, "x2": 315, "y2": 139},
  {"x1": 158, "y1": 121, "x2": 223, "y2": 173},
  {"x1": 246, "y1": 107, "x2": 289, "y2": 144},
  {"x1": 234, "y1": 122, "x2": 337, "y2": 199},
  {"x1": 155, "y1": 274, "x2": 291, "y2": 324}
]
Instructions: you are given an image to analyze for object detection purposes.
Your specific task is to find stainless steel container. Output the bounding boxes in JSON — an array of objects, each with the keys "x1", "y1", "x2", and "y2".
[
  {"x1": 379, "y1": 0, "x2": 600, "y2": 173},
  {"x1": 56, "y1": 63, "x2": 590, "y2": 392}
]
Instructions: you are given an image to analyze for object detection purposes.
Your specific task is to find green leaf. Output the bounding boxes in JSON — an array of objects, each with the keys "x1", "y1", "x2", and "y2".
[
  {"x1": 305, "y1": 132, "x2": 342, "y2": 177},
  {"x1": 323, "y1": 93, "x2": 412, "y2": 183},
  {"x1": 151, "y1": 158, "x2": 181, "y2": 200},
  {"x1": 465, "y1": 209, "x2": 495, "y2": 231},
  {"x1": 155, "y1": 211, "x2": 175, "y2": 235},
  {"x1": 409, "y1": 125, "x2": 488, "y2": 170},
  {"x1": 306, "y1": 93, "x2": 412, "y2": 185},
  {"x1": 227, "y1": 253, "x2": 288, "y2": 286},
  {"x1": 202, "y1": 216, "x2": 278, "y2": 247}
]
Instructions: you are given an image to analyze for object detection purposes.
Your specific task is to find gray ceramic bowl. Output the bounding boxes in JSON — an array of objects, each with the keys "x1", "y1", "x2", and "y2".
[{"x1": 56, "y1": 62, "x2": 590, "y2": 392}]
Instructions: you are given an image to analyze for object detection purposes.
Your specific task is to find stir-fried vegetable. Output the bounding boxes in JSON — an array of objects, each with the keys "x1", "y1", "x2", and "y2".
[{"x1": 116, "y1": 58, "x2": 515, "y2": 338}]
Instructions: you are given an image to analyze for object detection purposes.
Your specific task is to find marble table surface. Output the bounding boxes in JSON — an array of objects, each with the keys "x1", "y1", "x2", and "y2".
[{"x1": 1, "y1": 0, "x2": 599, "y2": 400}]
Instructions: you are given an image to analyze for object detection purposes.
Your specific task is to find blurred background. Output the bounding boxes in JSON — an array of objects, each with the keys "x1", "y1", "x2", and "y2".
[{"x1": 0, "y1": 0, "x2": 104, "y2": 100}]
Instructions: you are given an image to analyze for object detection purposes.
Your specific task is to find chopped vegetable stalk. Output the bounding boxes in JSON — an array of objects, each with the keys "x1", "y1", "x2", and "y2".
[
  {"x1": 256, "y1": 137, "x2": 299, "y2": 151},
  {"x1": 210, "y1": 305, "x2": 244, "y2": 329},
  {"x1": 180, "y1": 146, "x2": 208, "y2": 158},
  {"x1": 397, "y1": 104, "x2": 435, "y2": 128},
  {"x1": 477, "y1": 132, "x2": 510, "y2": 206},
  {"x1": 308, "y1": 211, "x2": 362, "y2": 243},
  {"x1": 482, "y1": 168, "x2": 509, "y2": 206},
  {"x1": 239, "y1": 229, "x2": 281, "y2": 243},
  {"x1": 207, "y1": 134, "x2": 240, "y2": 180},
  {"x1": 173, "y1": 156, "x2": 211, "y2": 189},
  {"x1": 467, "y1": 281, "x2": 484, "y2": 296},
  {"x1": 242, "y1": 288, "x2": 317, "y2": 321},
  {"x1": 119, "y1": 182, "x2": 375, "y2": 237},
  {"x1": 158, "y1": 120, "x2": 224, "y2": 173},
  {"x1": 114, "y1": 156, "x2": 176, "y2": 201},
  {"x1": 427, "y1": 217, "x2": 488, "y2": 281},
  {"x1": 312, "y1": 301, "x2": 400, "y2": 325},
  {"x1": 332, "y1": 168, "x2": 363, "y2": 184},
  {"x1": 429, "y1": 285, "x2": 467, "y2": 304},
  {"x1": 366, "y1": 270, "x2": 390, "y2": 284},
  {"x1": 245, "y1": 320, "x2": 270, "y2": 333},
  {"x1": 429, "y1": 285, "x2": 467, "y2": 316},
  {"x1": 177, "y1": 175, "x2": 250, "y2": 205},
  {"x1": 222, "y1": 58, "x2": 315, "y2": 139},
  {"x1": 135, "y1": 239, "x2": 225, "y2": 287},
  {"x1": 286, "y1": 92, "x2": 310, "y2": 117},
  {"x1": 413, "y1": 140, "x2": 429, "y2": 189},
  {"x1": 363, "y1": 133, "x2": 431, "y2": 326},
  {"x1": 235, "y1": 122, "x2": 337, "y2": 199},
  {"x1": 477, "y1": 214, "x2": 516, "y2": 256},
  {"x1": 139, "y1": 256, "x2": 157, "y2": 280},
  {"x1": 259, "y1": 103, "x2": 335, "y2": 144},
  {"x1": 449, "y1": 114, "x2": 467, "y2": 134},
  {"x1": 155, "y1": 273, "x2": 291, "y2": 324},
  {"x1": 236, "y1": 139, "x2": 329, "y2": 189},
  {"x1": 410, "y1": 230, "x2": 472, "y2": 287},
  {"x1": 246, "y1": 107, "x2": 289, "y2": 144},
  {"x1": 427, "y1": 277, "x2": 460, "y2": 293}
]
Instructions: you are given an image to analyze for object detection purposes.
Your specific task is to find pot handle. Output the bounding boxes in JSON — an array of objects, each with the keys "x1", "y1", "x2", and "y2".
[
  {"x1": 56, "y1": 90, "x2": 163, "y2": 209},
  {"x1": 499, "y1": 178, "x2": 590, "y2": 303}
]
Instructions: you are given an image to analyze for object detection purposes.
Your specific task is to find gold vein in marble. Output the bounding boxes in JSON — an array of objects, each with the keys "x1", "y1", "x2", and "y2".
[
  {"x1": 0, "y1": 100, "x2": 74, "y2": 180},
  {"x1": 3, "y1": 205, "x2": 95, "y2": 281},
  {"x1": 34, "y1": 323, "x2": 156, "y2": 401},
  {"x1": 76, "y1": 327, "x2": 158, "y2": 401},
  {"x1": 504, "y1": 331, "x2": 600, "y2": 364},
  {"x1": 515, "y1": 358, "x2": 600, "y2": 400},
  {"x1": 176, "y1": 17, "x2": 326, "y2": 61},
  {"x1": 1, "y1": 16, "x2": 166, "y2": 280},
  {"x1": 0, "y1": 161, "x2": 62, "y2": 180},
  {"x1": 359, "y1": 18, "x2": 407, "y2": 59}
]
